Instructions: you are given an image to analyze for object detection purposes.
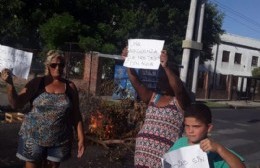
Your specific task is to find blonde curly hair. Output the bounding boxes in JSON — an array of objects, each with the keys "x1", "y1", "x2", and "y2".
[{"x1": 44, "y1": 50, "x2": 65, "y2": 75}]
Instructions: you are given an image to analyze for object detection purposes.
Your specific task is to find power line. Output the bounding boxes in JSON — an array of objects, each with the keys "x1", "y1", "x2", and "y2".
[
  {"x1": 225, "y1": 14, "x2": 260, "y2": 34},
  {"x1": 213, "y1": 0, "x2": 260, "y2": 28},
  {"x1": 210, "y1": 0, "x2": 260, "y2": 35}
]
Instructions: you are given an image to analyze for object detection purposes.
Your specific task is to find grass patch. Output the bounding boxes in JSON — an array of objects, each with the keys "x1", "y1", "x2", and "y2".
[
  {"x1": 195, "y1": 100, "x2": 230, "y2": 108},
  {"x1": 204, "y1": 101, "x2": 230, "y2": 108}
]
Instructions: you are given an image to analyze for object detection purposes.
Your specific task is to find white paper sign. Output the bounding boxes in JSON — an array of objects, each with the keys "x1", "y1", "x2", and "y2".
[
  {"x1": 123, "y1": 39, "x2": 165, "y2": 69},
  {"x1": 162, "y1": 145, "x2": 209, "y2": 168},
  {"x1": 0, "y1": 45, "x2": 33, "y2": 79}
]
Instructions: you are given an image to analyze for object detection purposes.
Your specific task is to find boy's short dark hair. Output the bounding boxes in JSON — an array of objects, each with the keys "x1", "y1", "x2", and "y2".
[{"x1": 184, "y1": 103, "x2": 212, "y2": 124}]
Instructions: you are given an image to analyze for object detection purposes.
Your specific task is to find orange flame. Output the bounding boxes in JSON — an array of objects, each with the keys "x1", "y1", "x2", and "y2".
[{"x1": 89, "y1": 111, "x2": 114, "y2": 139}]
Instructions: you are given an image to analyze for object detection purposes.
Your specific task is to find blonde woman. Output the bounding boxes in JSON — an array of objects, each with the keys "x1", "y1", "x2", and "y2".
[{"x1": 0, "y1": 50, "x2": 85, "y2": 168}]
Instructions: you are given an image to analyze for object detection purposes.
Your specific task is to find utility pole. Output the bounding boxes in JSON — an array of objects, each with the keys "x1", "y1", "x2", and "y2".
[
  {"x1": 180, "y1": 0, "x2": 205, "y2": 101},
  {"x1": 191, "y1": 0, "x2": 207, "y2": 94},
  {"x1": 180, "y1": 0, "x2": 198, "y2": 84}
]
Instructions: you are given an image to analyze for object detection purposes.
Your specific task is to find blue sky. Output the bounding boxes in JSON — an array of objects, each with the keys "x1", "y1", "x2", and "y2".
[{"x1": 209, "y1": 0, "x2": 260, "y2": 40}]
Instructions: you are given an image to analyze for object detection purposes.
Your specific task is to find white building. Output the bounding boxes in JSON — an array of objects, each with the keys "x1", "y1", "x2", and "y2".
[{"x1": 204, "y1": 33, "x2": 260, "y2": 91}]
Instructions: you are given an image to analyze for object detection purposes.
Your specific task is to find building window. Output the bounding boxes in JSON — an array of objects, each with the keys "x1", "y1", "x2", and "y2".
[
  {"x1": 251, "y1": 56, "x2": 258, "y2": 66},
  {"x1": 222, "y1": 50, "x2": 230, "y2": 62},
  {"x1": 234, "y1": 53, "x2": 242, "y2": 64}
]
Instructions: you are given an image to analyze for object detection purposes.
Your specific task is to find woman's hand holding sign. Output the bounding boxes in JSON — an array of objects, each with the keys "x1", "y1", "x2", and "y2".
[
  {"x1": 0, "y1": 68, "x2": 13, "y2": 85},
  {"x1": 160, "y1": 50, "x2": 168, "y2": 68}
]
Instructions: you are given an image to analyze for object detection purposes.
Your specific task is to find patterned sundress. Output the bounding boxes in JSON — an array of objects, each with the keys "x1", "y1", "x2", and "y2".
[
  {"x1": 134, "y1": 94, "x2": 184, "y2": 168},
  {"x1": 19, "y1": 78, "x2": 72, "y2": 147}
]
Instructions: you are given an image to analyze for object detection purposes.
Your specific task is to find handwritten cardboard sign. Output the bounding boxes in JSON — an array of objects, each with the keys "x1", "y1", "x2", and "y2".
[
  {"x1": 0, "y1": 45, "x2": 33, "y2": 79},
  {"x1": 162, "y1": 145, "x2": 209, "y2": 168},
  {"x1": 123, "y1": 39, "x2": 165, "y2": 69}
]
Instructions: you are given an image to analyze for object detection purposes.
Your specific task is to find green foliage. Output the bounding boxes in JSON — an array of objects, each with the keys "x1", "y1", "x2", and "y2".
[
  {"x1": 252, "y1": 67, "x2": 260, "y2": 77},
  {"x1": 101, "y1": 43, "x2": 117, "y2": 54},
  {"x1": 0, "y1": 0, "x2": 26, "y2": 46},
  {"x1": 79, "y1": 36, "x2": 101, "y2": 51},
  {"x1": 0, "y1": 0, "x2": 224, "y2": 64},
  {"x1": 39, "y1": 13, "x2": 80, "y2": 50},
  {"x1": 200, "y1": 2, "x2": 225, "y2": 63}
]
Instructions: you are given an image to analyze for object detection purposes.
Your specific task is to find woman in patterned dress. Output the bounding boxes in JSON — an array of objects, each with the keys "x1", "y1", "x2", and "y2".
[
  {"x1": 122, "y1": 48, "x2": 191, "y2": 168},
  {"x1": 0, "y1": 50, "x2": 85, "y2": 168}
]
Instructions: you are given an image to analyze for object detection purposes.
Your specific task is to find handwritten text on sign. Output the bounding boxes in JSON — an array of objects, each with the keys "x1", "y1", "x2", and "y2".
[
  {"x1": 123, "y1": 39, "x2": 165, "y2": 70},
  {"x1": 0, "y1": 45, "x2": 33, "y2": 79},
  {"x1": 162, "y1": 145, "x2": 209, "y2": 168}
]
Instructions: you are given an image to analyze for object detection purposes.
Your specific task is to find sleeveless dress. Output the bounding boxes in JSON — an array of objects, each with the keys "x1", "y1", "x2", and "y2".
[
  {"x1": 19, "y1": 78, "x2": 72, "y2": 147},
  {"x1": 134, "y1": 94, "x2": 184, "y2": 168}
]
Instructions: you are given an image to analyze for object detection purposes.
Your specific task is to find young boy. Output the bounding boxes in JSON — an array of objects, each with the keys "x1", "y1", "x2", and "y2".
[{"x1": 168, "y1": 103, "x2": 246, "y2": 168}]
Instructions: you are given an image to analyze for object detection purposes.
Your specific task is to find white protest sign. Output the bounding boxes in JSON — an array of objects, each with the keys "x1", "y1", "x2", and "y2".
[
  {"x1": 123, "y1": 39, "x2": 165, "y2": 69},
  {"x1": 0, "y1": 45, "x2": 33, "y2": 79},
  {"x1": 162, "y1": 145, "x2": 209, "y2": 168}
]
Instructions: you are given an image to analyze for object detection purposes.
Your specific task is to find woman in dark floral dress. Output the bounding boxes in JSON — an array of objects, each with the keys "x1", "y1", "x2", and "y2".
[{"x1": 122, "y1": 48, "x2": 191, "y2": 168}]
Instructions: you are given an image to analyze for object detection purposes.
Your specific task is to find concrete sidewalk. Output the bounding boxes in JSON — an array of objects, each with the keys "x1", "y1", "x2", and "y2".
[
  {"x1": 212, "y1": 100, "x2": 260, "y2": 109},
  {"x1": 2, "y1": 91, "x2": 260, "y2": 108}
]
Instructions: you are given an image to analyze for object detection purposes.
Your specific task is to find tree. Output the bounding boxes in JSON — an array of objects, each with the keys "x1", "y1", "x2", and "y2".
[
  {"x1": 0, "y1": 0, "x2": 26, "y2": 47},
  {"x1": 252, "y1": 67, "x2": 260, "y2": 78},
  {"x1": 0, "y1": 0, "x2": 224, "y2": 63},
  {"x1": 39, "y1": 13, "x2": 81, "y2": 50},
  {"x1": 201, "y1": 2, "x2": 224, "y2": 62},
  {"x1": 74, "y1": 0, "x2": 224, "y2": 64}
]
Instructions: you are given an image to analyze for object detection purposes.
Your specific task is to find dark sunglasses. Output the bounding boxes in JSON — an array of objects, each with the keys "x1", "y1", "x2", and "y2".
[{"x1": 49, "y1": 63, "x2": 65, "y2": 69}]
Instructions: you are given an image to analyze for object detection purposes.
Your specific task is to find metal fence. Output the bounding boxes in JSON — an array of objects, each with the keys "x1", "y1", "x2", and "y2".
[
  {"x1": 29, "y1": 51, "x2": 260, "y2": 101},
  {"x1": 195, "y1": 72, "x2": 260, "y2": 101}
]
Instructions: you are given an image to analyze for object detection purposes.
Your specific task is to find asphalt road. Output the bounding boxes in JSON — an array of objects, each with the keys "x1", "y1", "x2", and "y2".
[
  {"x1": 0, "y1": 108, "x2": 260, "y2": 168},
  {"x1": 211, "y1": 108, "x2": 260, "y2": 168}
]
